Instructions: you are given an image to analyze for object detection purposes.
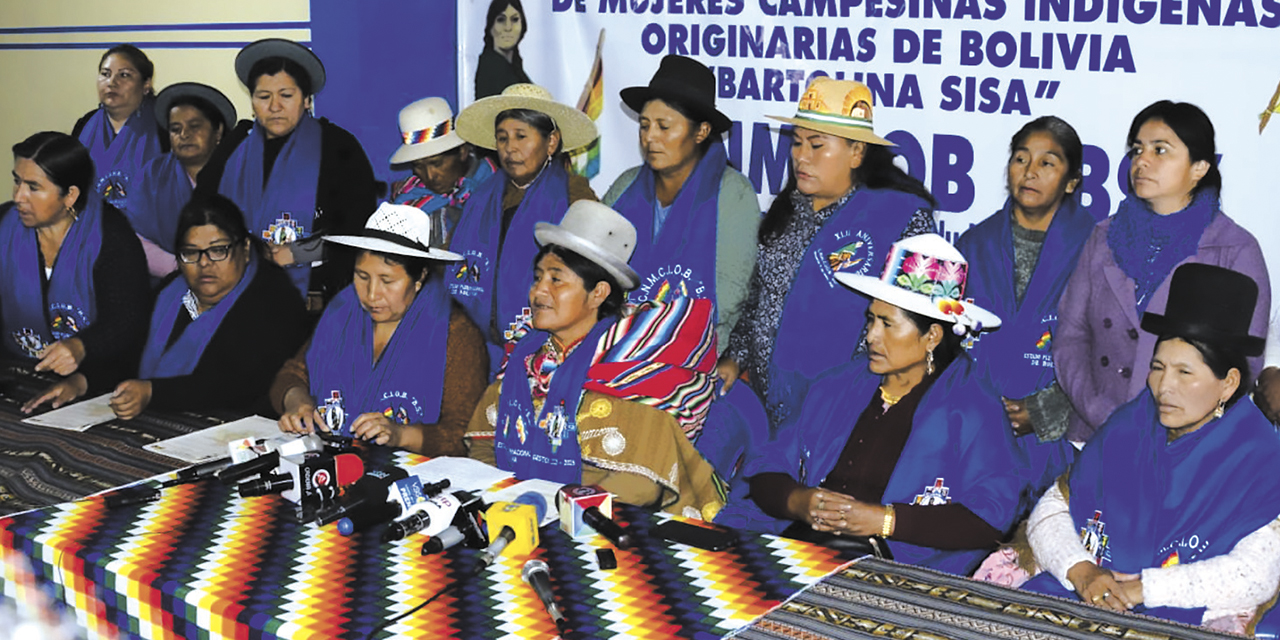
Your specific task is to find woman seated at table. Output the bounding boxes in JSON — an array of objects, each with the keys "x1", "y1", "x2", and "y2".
[
  {"x1": 716, "y1": 234, "x2": 1023, "y2": 575},
  {"x1": 1055, "y1": 100, "x2": 1269, "y2": 444},
  {"x1": 1024, "y1": 264, "x2": 1280, "y2": 634},
  {"x1": 202, "y1": 38, "x2": 377, "y2": 307},
  {"x1": 108, "y1": 195, "x2": 307, "y2": 419},
  {"x1": 127, "y1": 82, "x2": 236, "y2": 278},
  {"x1": 72, "y1": 44, "x2": 165, "y2": 213},
  {"x1": 603, "y1": 55, "x2": 759, "y2": 350},
  {"x1": 465, "y1": 201, "x2": 724, "y2": 518},
  {"x1": 955, "y1": 116, "x2": 1099, "y2": 508},
  {"x1": 273, "y1": 203, "x2": 488, "y2": 455},
  {"x1": 2, "y1": 132, "x2": 150, "y2": 413},
  {"x1": 451, "y1": 83, "x2": 599, "y2": 377},
  {"x1": 718, "y1": 77, "x2": 937, "y2": 431}
]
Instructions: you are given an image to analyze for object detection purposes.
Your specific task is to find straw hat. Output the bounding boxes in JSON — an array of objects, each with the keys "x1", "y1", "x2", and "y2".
[
  {"x1": 325, "y1": 203, "x2": 462, "y2": 261},
  {"x1": 836, "y1": 234, "x2": 1000, "y2": 335},
  {"x1": 768, "y1": 77, "x2": 893, "y2": 146},
  {"x1": 456, "y1": 83, "x2": 598, "y2": 152},
  {"x1": 154, "y1": 82, "x2": 237, "y2": 131},
  {"x1": 1141, "y1": 263, "x2": 1265, "y2": 356},
  {"x1": 390, "y1": 97, "x2": 465, "y2": 165},
  {"x1": 620, "y1": 55, "x2": 732, "y2": 134},
  {"x1": 534, "y1": 201, "x2": 639, "y2": 290},
  {"x1": 235, "y1": 38, "x2": 326, "y2": 94}
]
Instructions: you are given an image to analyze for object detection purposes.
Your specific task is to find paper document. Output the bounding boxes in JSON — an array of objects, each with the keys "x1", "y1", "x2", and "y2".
[
  {"x1": 144, "y1": 415, "x2": 283, "y2": 463},
  {"x1": 22, "y1": 394, "x2": 115, "y2": 431},
  {"x1": 406, "y1": 456, "x2": 514, "y2": 493}
]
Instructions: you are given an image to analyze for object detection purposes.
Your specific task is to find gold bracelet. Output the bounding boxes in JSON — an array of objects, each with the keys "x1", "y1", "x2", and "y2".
[{"x1": 881, "y1": 504, "x2": 895, "y2": 537}]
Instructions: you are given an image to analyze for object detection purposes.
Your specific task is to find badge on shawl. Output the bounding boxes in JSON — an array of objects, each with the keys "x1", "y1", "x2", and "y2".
[
  {"x1": 1161, "y1": 551, "x2": 1180, "y2": 568},
  {"x1": 96, "y1": 170, "x2": 129, "y2": 208},
  {"x1": 540, "y1": 400, "x2": 570, "y2": 453},
  {"x1": 263, "y1": 213, "x2": 302, "y2": 245},
  {"x1": 381, "y1": 405, "x2": 411, "y2": 425},
  {"x1": 912, "y1": 478, "x2": 952, "y2": 506},
  {"x1": 449, "y1": 250, "x2": 490, "y2": 298},
  {"x1": 48, "y1": 303, "x2": 89, "y2": 340},
  {"x1": 11, "y1": 328, "x2": 47, "y2": 359},
  {"x1": 1080, "y1": 510, "x2": 1110, "y2": 565},
  {"x1": 826, "y1": 230, "x2": 876, "y2": 276},
  {"x1": 636, "y1": 264, "x2": 707, "y2": 304},
  {"x1": 1036, "y1": 329, "x2": 1052, "y2": 351},
  {"x1": 504, "y1": 308, "x2": 533, "y2": 343},
  {"x1": 321, "y1": 390, "x2": 346, "y2": 433}
]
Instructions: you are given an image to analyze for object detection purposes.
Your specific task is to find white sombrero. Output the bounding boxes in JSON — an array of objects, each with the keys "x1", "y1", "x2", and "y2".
[
  {"x1": 533, "y1": 201, "x2": 639, "y2": 290},
  {"x1": 456, "y1": 83, "x2": 598, "y2": 152},
  {"x1": 836, "y1": 233, "x2": 1001, "y2": 335},
  {"x1": 325, "y1": 203, "x2": 462, "y2": 261},
  {"x1": 390, "y1": 97, "x2": 465, "y2": 165}
]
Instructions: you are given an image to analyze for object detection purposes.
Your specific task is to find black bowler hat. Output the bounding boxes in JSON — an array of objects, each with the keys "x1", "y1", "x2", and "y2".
[
  {"x1": 620, "y1": 55, "x2": 732, "y2": 134},
  {"x1": 1141, "y1": 263, "x2": 1266, "y2": 357}
]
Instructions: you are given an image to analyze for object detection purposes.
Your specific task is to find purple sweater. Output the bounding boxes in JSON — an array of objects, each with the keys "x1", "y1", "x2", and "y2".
[{"x1": 1054, "y1": 213, "x2": 1270, "y2": 443}]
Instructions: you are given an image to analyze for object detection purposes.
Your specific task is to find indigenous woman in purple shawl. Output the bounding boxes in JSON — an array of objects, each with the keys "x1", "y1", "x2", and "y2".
[
  {"x1": 719, "y1": 78, "x2": 937, "y2": 431},
  {"x1": 203, "y1": 38, "x2": 377, "y2": 310},
  {"x1": 716, "y1": 234, "x2": 1021, "y2": 576},
  {"x1": 604, "y1": 55, "x2": 760, "y2": 352},
  {"x1": 272, "y1": 203, "x2": 488, "y2": 456},
  {"x1": 1024, "y1": 264, "x2": 1280, "y2": 634},
  {"x1": 3, "y1": 133, "x2": 150, "y2": 413},
  {"x1": 465, "y1": 201, "x2": 724, "y2": 517},
  {"x1": 955, "y1": 116, "x2": 1099, "y2": 509},
  {"x1": 72, "y1": 44, "x2": 165, "y2": 214},
  {"x1": 1055, "y1": 101, "x2": 1270, "y2": 444},
  {"x1": 451, "y1": 83, "x2": 600, "y2": 378},
  {"x1": 108, "y1": 195, "x2": 307, "y2": 420},
  {"x1": 126, "y1": 83, "x2": 236, "y2": 279}
]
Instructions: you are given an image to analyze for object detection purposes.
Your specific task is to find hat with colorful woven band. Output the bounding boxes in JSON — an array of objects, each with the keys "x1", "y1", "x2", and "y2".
[
  {"x1": 390, "y1": 97, "x2": 465, "y2": 165},
  {"x1": 767, "y1": 77, "x2": 893, "y2": 146},
  {"x1": 835, "y1": 233, "x2": 1001, "y2": 335}
]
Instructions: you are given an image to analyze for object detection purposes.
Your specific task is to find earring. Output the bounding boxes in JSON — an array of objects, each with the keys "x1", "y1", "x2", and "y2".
[
  {"x1": 925, "y1": 349, "x2": 935, "y2": 376},
  {"x1": 1214, "y1": 399, "x2": 1226, "y2": 419},
  {"x1": 66, "y1": 206, "x2": 78, "y2": 222}
]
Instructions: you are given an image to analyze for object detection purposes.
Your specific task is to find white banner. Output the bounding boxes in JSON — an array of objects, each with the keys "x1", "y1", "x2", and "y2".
[{"x1": 458, "y1": 0, "x2": 1279, "y2": 295}]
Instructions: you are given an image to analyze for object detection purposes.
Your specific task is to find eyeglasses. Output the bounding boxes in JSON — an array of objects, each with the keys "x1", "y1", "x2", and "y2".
[{"x1": 178, "y1": 244, "x2": 236, "y2": 264}]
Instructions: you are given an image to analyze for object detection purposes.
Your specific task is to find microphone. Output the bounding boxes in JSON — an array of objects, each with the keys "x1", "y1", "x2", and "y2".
[
  {"x1": 475, "y1": 492, "x2": 547, "y2": 573},
  {"x1": 162, "y1": 457, "x2": 234, "y2": 487},
  {"x1": 315, "y1": 467, "x2": 409, "y2": 526},
  {"x1": 557, "y1": 484, "x2": 633, "y2": 549},
  {"x1": 332, "y1": 474, "x2": 452, "y2": 536},
  {"x1": 104, "y1": 457, "x2": 235, "y2": 508},
  {"x1": 216, "y1": 450, "x2": 280, "y2": 485},
  {"x1": 381, "y1": 492, "x2": 462, "y2": 542},
  {"x1": 421, "y1": 526, "x2": 466, "y2": 555},
  {"x1": 421, "y1": 491, "x2": 488, "y2": 553},
  {"x1": 237, "y1": 473, "x2": 293, "y2": 497},
  {"x1": 522, "y1": 559, "x2": 567, "y2": 630}
]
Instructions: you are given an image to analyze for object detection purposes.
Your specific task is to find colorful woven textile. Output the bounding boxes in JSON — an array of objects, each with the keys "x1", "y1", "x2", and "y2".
[
  {"x1": 732, "y1": 558, "x2": 1240, "y2": 640},
  {"x1": 0, "y1": 364, "x2": 222, "y2": 517},
  {"x1": 0, "y1": 446, "x2": 849, "y2": 639}
]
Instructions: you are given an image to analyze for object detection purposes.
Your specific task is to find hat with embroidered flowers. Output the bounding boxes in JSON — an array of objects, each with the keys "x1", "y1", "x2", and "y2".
[{"x1": 836, "y1": 233, "x2": 1001, "y2": 335}]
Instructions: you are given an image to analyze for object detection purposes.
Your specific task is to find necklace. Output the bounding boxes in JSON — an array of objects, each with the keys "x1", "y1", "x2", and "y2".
[{"x1": 879, "y1": 386, "x2": 903, "y2": 407}]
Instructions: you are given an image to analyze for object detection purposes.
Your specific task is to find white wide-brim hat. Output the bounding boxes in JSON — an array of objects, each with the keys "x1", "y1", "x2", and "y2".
[
  {"x1": 456, "y1": 83, "x2": 598, "y2": 152},
  {"x1": 836, "y1": 233, "x2": 1001, "y2": 335},
  {"x1": 235, "y1": 38, "x2": 326, "y2": 94},
  {"x1": 767, "y1": 77, "x2": 893, "y2": 146},
  {"x1": 325, "y1": 203, "x2": 462, "y2": 261},
  {"x1": 533, "y1": 201, "x2": 639, "y2": 290},
  {"x1": 390, "y1": 97, "x2": 465, "y2": 166}
]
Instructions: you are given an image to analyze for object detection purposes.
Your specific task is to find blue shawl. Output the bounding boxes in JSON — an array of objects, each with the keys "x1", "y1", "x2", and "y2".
[
  {"x1": 955, "y1": 196, "x2": 1097, "y2": 498},
  {"x1": 448, "y1": 159, "x2": 570, "y2": 377},
  {"x1": 218, "y1": 113, "x2": 323, "y2": 297},
  {"x1": 78, "y1": 102, "x2": 164, "y2": 212},
  {"x1": 127, "y1": 153, "x2": 191, "y2": 252},
  {"x1": 493, "y1": 319, "x2": 616, "y2": 484},
  {"x1": 0, "y1": 199, "x2": 105, "y2": 360},
  {"x1": 768, "y1": 188, "x2": 931, "y2": 429},
  {"x1": 716, "y1": 354, "x2": 1021, "y2": 576},
  {"x1": 138, "y1": 255, "x2": 258, "y2": 379},
  {"x1": 1024, "y1": 394, "x2": 1280, "y2": 625},
  {"x1": 306, "y1": 277, "x2": 451, "y2": 437},
  {"x1": 1106, "y1": 188, "x2": 1218, "y2": 313},
  {"x1": 610, "y1": 143, "x2": 725, "y2": 312}
]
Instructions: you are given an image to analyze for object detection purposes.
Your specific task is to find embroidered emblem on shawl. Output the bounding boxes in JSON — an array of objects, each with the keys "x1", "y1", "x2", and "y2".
[
  {"x1": 97, "y1": 170, "x2": 130, "y2": 208},
  {"x1": 913, "y1": 478, "x2": 952, "y2": 506},
  {"x1": 263, "y1": 212, "x2": 303, "y2": 245},
  {"x1": 1036, "y1": 329, "x2": 1052, "y2": 351},
  {"x1": 381, "y1": 405, "x2": 410, "y2": 425},
  {"x1": 322, "y1": 390, "x2": 346, "y2": 433},
  {"x1": 1080, "y1": 510, "x2": 1110, "y2": 565},
  {"x1": 12, "y1": 328, "x2": 46, "y2": 358},
  {"x1": 49, "y1": 303, "x2": 88, "y2": 340}
]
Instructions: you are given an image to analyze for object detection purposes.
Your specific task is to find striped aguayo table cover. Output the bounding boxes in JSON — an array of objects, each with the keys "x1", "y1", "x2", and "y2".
[
  {"x1": 0, "y1": 448, "x2": 851, "y2": 639},
  {"x1": 731, "y1": 557, "x2": 1243, "y2": 640}
]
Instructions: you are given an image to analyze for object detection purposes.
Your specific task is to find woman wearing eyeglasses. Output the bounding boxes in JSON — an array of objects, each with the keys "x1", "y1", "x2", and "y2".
[{"x1": 108, "y1": 194, "x2": 308, "y2": 419}]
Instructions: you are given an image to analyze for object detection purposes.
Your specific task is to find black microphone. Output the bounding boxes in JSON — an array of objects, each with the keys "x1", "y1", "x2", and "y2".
[
  {"x1": 556, "y1": 485, "x2": 634, "y2": 549},
  {"x1": 522, "y1": 559, "x2": 567, "y2": 630},
  {"x1": 314, "y1": 467, "x2": 409, "y2": 526},
  {"x1": 421, "y1": 526, "x2": 466, "y2": 555},
  {"x1": 237, "y1": 473, "x2": 293, "y2": 498},
  {"x1": 216, "y1": 450, "x2": 280, "y2": 485},
  {"x1": 162, "y1": 457, "x2": 234, "y2": 487}
]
